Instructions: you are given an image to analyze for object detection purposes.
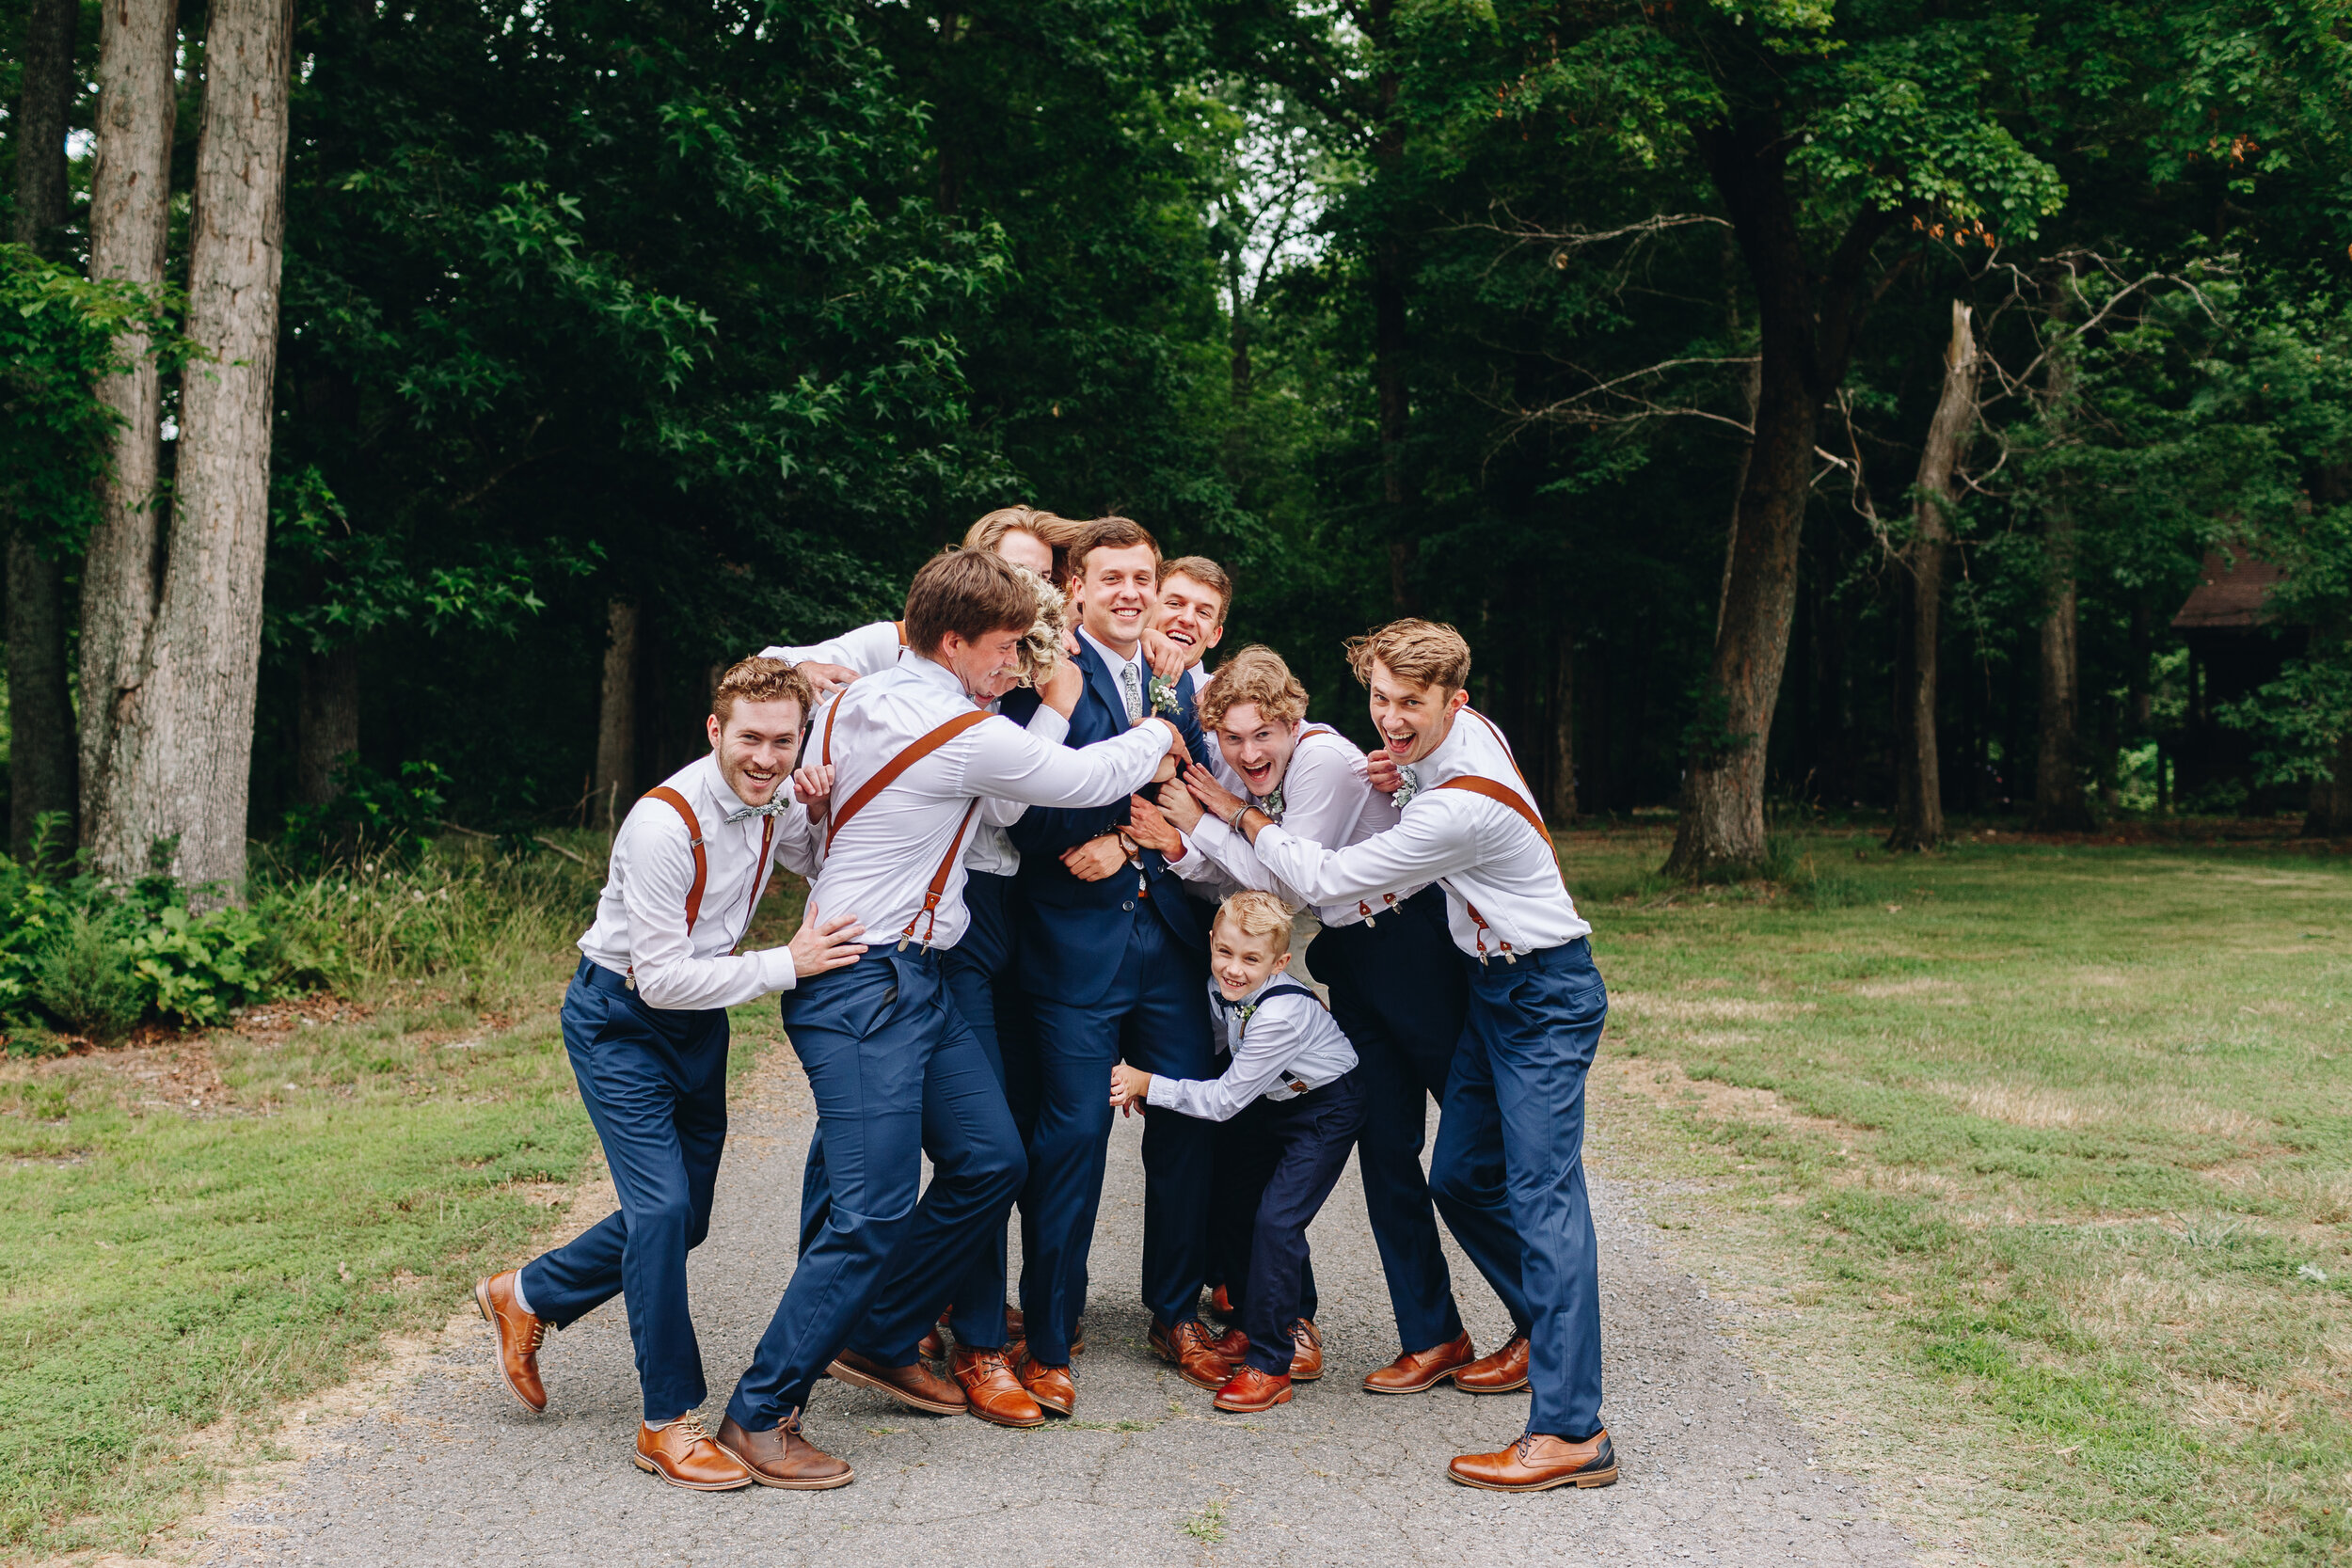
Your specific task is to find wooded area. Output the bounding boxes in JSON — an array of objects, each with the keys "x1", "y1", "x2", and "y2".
[{"x1": 8, "y1": 0, "x2": 2352, "y2": 895}]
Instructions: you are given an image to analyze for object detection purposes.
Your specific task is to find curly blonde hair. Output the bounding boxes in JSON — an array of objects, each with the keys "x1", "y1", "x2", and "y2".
[
  {"x1": 1009, "y1": 563, "x2": 1069, "y2": 689},
  {"x1": 1343, "y1": 619, "x2": 1471, "y2": 693},
  {"x1": 1200, "y1": 644, "x2": 1309, "y2": 732},
  {"x1": 711, "y1": 656, "x2": 816, "y2": 724}
]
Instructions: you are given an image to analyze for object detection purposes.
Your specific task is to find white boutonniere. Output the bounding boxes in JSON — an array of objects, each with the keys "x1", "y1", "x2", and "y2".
[
  {"x1": 1148, "y1": 673, "x2": 1181, "y2": 717},
  {"x1": 1392, "y1": 765, "x2": 1422, "y2": 810}
]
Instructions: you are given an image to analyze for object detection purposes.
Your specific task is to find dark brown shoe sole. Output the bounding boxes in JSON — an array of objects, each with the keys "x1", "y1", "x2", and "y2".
[
  {"x1": 1360, "y1": 1363, "x2": 1469, "y2": 1395},
  {"x1": 710, "y1": 1440, "x2": 856, "y2": 1490},
  {"x1": 1213, "y1": 1386, "x2": 1293, "y2": 1414},
  {"x1": 1289, "y1": 1364, "x2": 1324, "y2": 1383},
  {"x1": 474, "y1": 1277, "x2": 547, "y2": 1415},
  {"x1": 963, "y1": 1400, "x2": 1048, "y2": 1430},
  {"x1": 1447, "y1": 1461, "x2": 1618, "y2": 1492},
  {"x1": 1452, "y1": 1371, "x2": 1532, "y2": 1394},
  {"x1": 1152, "y1": 1350, "x2": 1232, "y2": 1392},
  {"x1": 631, "y1": 1452, "x2": 755, "y2": 1491},
  {"x1": 828, "y1": 1356, "x2": 965, "y2": 1416}
]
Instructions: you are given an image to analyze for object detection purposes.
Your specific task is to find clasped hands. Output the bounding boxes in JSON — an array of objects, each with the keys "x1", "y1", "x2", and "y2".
[{"x1": 1056, "y1": 716, "x2": 1192, "y2": 880}]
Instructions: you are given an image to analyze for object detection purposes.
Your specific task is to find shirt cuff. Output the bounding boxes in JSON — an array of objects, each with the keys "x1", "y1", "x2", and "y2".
[
  {"x1": 1144, "y1": 1074, "x2": 1182, "y2": 1109},
  {"x1": 762, "y1": 946, "x2": 798, "y2": 994},
  {"x1": 1025, "y1": 703, "x2": 1071, "y2": 747},
  {"x1": 1192, "y1": 814, "x2": 1234, "y2": 854}
]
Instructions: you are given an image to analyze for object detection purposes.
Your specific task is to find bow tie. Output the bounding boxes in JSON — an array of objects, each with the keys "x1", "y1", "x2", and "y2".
[
  {"x1": 724, "y1": 801, "x2": 789, "y2": 824},
  {"x1": 1213, "y1": 992, "x2": 1260, "y2": 1014},
  {"x1": 1392, "y1": 765, "x2": 1422, "y2": 810}
]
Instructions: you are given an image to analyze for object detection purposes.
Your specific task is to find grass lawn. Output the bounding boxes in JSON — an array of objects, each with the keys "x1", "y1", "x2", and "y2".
[{"x1": 1569, "y1": 824, "x2": 2352, "y2": 1568}]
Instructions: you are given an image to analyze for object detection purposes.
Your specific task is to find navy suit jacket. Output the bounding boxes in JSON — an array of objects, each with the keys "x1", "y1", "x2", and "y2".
[{"x1": 1001, "y1": 641, "x2": 1217, "y2": 1006}]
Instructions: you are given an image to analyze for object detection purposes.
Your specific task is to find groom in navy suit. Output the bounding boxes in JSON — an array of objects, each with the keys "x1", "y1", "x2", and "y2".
[{"x1": 997, "y1": 516, "x2": 1230, "y2": 1412}]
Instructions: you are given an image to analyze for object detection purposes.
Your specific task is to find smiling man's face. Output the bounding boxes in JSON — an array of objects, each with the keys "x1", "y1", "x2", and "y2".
[
  {"x1": 1365, "y1": 659, "x2": 1467, "y2": 767},
  {"x1": 1075, "y1": 543, "x2": 1158, "y2": 657},
  {"x1": 1154, "y1": 573, "x2": 1226, "y2": 670},
  {"x1": 706, "y1": 697, "x2": 806, "y2": 806}
]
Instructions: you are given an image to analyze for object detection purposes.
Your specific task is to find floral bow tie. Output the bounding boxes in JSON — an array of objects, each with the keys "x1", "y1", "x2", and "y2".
[
  {"x1": 1257, "y1": 784, "x2": 1284, "y2": 821},
  {"x1": 724, "y1": 801, "x2": 790, "y2": 824},
  {"x1": 1392, "y1": 765, "x2": 1422, "y2": 810},
  {"x1": 1213, "y1": 993, "x2": 1262, "y2": 1025}
]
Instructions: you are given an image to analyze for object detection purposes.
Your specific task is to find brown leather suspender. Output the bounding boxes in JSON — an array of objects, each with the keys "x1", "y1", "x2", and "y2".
[
  {"x1": 642, "y1": 786, "x2": 708, "y2": 932},
  {"x1": 1428, "y1": 710, "x2": 1562, "y2": 964},
  {"x1": 820, "y1": 700, "x2": 994, "y2": 949}
]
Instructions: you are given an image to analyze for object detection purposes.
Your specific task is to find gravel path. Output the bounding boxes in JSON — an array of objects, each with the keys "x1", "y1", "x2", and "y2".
[{"x1": 199, "y1": 1037, "x2": 1921, "y2": 1568}]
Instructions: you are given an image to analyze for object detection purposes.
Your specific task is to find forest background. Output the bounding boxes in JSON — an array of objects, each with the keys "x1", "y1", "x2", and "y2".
[{"x1": 7, "y1": 0, "x2": 2352, "y2": 911}]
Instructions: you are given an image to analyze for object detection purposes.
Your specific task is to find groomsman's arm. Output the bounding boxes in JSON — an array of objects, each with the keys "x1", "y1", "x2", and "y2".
[
  {"x1": 760, "y1": 620, "x2": 903, "y2": 693},
  {"x1": 618, "y1": 809, "x2": 807, "y2": 1009},
  {"x1": 962, "y1": 712, "x2": 1183, "y2": 813},
  {"x1": 1239, "y1": 795, "x2": 1486, "y2": 909},
  {"x1": 978, "y1": 700, "x2": 1072, "y2": 829}
]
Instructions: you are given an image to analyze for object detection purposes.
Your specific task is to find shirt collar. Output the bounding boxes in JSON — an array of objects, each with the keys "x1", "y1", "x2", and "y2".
[
  {"x1": 905, "y1": 652, "x2": 970, "y2": 700},
  {"x1": 1078, "y1": 625, "x2": 1141, "y2": 678},
  {"x1": 699, "y1": 751, "x2": 752, "y2": 816},
  {"x1": 1410, "y1": 707, "x2": 1477, "y2": 787}
]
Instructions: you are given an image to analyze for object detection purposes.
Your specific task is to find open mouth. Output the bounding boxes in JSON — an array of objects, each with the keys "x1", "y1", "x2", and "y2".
[
  {"x1": 1240, "y1": 761, "x2": 1276, "y2": 789},
  {"x1": 1165, "y1": 627, "x2": 1197, "y2": 648}
]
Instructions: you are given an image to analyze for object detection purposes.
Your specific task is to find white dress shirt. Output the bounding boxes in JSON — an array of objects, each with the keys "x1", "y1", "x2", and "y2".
[
  {"x1": 577, "y1": 752, "x2": 825, "y2": 1010},
  {"x1": 1172, "y1": 725, "x2": 1423, "y2": 928},
  {"x1": 1247, "y1": 710, "x2": 1591, "y2": 960},
  {"x1": 804, "y1": 654, "x2": 1169, "y2": 950},
  {"x1": 761, "y1": 619, "x2": 1064, "y2": 876},
  {"x1": 1144, "y1": 973, "x2": 1359, "y2": 1121},
  {"x1": 761, "y1": 619, "x2": 904, "y2": 676}
]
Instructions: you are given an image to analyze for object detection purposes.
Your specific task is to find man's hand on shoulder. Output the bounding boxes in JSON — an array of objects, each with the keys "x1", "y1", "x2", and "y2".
[
  {"x1": 1140, "y1": 628, "x2": 1188, "y2": 683},
  {"x1": 787, "y1": 905, "x2": 867, "y2": 977},
  {"x1": 796, "y1": 661, "x2": 861, "y2": 699},
  {"x1": 791, "y1": 765, "x2": 834, "y2": 821},
  {"x1": 1136, "y1": 715, "x2": 1185, "y2": 782},
  {"x1": 1041, "y1": 658, "x2": 1083, "y2": 718}
]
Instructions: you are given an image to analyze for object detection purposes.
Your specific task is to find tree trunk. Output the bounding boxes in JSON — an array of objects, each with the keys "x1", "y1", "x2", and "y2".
[
  {"x1": 2030, "y1": 532, "x2": 2093, "y2": 832},
  {"x1": 7, "y1": 0, "x2": 87, "y2": 866},
  {"x1": 86, "y1": 0, "x2": 293, "y2": 896},
  {"x1": 1549, "y1": 633, "x2": 1577, "y2": 821},
  {"x1": 2305, "y1": 731, "x2": 2352, "y2": 837},
  {"x1": 81, "y1": 0, "x2": 181, "y2": 852},
  {"x1": 1886, "y1": 301, "x2": 1977, "y2": 851},
  {"x1": 295, "y1": 646, "x2": 360, "y2": 805},
  {"x1": 1666, "y1": 118, "x2": 1896, "y2": 878},
  {"x1": 594, "y1": 598, "x2": 640, "y2": 830}
]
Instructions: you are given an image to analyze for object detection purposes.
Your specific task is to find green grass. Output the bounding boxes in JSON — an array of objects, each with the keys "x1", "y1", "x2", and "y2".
[
  {"x1": 1565, "y1": 824, "x2": 2352, "y2": 1568},
  {"x1": 0, "y1": 838, "x2": 805, "y2": 1556}
]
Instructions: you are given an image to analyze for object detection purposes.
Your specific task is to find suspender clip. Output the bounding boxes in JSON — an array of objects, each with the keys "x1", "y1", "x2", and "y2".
[{"x1": 897, "y1": 935, "x2": 913, "y2": 953}]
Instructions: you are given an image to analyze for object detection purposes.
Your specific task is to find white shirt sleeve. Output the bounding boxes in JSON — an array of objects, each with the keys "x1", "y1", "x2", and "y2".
[
  {"x1": 1247, "y1": 797, "x2": 1485, "y2": 908},
  {"x1": 760, "y1": 619, "x2": 903, "y2": 677},
  {"x1": 618, "y1": 807, "x2": 799, "y2": 1010},
  {"x1": 771, "y1": 800, "x2": 825, "y2": 879},
  {"x1": 1145, "y1": 1002, "x2": 1315, "y2": 1122},
  {"x1": 979, "y1": 701, "x2": 1073, "y2": 828},
  {"x1": 959, "y1": 711, "x2": 1169, "y2": 809}
]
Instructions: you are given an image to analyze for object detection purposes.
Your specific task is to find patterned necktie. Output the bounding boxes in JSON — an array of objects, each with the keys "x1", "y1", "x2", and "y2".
[
  {"x1": 1393, "y1": 765, "x2": 1422, "y2": 810},
  {"x1": 1120, "y1": 661, "x2": 1144, "y2": 721}
]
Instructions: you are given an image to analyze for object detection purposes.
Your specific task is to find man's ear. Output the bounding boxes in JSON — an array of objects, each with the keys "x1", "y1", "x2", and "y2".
[
  {"x1": 1447, "y1": 687, "x2": 1470, "y2": 716},
  {"x1": 706, "y1": 713, "x2": 724, "y2": 750},
  {"x1": 1272, "y1": 950, "x2": 1294, "y2": 974},
  {"x1": 1204, "y1": 619, "x2": 1225, "y2": 653}
]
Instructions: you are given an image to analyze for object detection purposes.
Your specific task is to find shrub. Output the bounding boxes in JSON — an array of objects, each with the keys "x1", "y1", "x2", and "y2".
[{"x1": 278, "y1": 758, "x2": 451, "y2": 872}]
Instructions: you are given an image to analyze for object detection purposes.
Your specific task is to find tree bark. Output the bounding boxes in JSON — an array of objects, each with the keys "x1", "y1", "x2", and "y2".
[
  {"x1": 8, "y1": 0, "x2": 87, "y2": 865},
  {"x1": 86, "y1": 0, "x2": 293, "y2": 896},
  {"x1": 1886, "y1": 302, "x2": 1977, "y2": 851},
  {"x1": 593, "y1": 598, "x2": 640, "y2": 831},
  {"x1": 2030, "y1": 524, "x2": 2093, "y2": 832},
  {"x1": 1665, "y1": 117, "x2": 1898, "y2": 878},
  {"x1": 1548, "y1": 633, "x2": 1577, "y2": 821},
  {"x1": 2306, "y1": 732, "x2": 2352, "y2": 836},
  {"x1": 81, "y1": 0, "x2": 181, "y2": 852},
  {"x1": 295, "y1": 646, "x2": 360, "y2": 805}
]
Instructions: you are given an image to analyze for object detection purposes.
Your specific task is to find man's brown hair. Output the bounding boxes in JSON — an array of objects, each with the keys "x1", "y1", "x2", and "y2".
[
  {"x1": 963, "y1": 506, "x2": 1089, "y2": 579},
  {"x1": 711, "y1": 655, "x2": 816, "y2": 725},
  {"x1": 1200, "y1": 644, "x2": 1309, "y2": 731},
  {"x1": 1069, "y1": 515, "x2": 1161, "y2": 581},
  {"x1": 1214, "y1": 889, "x2": 1295, "y2": 953},
  {"x1": 1344, "y1": 618, "x2": 1472, "y2": 693},
  {"x1": 1161, "y1": 554, "x2": 1234, "y2": 626},
  {"x1": 902, "y1": 547, "x2": 1039, "y2": 657}
]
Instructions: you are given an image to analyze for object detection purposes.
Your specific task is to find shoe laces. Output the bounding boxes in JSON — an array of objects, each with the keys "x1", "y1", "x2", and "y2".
[
  {"x1": 667, "y1": 1416, "x2": 720, "y2": 1450},
  {"x1": 525, "y1": 1320, "x2": 549, "y2": 1353}
]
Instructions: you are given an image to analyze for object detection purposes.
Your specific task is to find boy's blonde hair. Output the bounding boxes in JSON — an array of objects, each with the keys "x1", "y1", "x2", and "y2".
[
  {"x1": 1344, "y1": 617, "x2": 1471, "y2": 693},
  {"x1": 1200, "y1": 644, "x2": 1308, "y2": 731},
  {"x1": 1213, "y1": 889, "x2": 1295, "y2": 953}
]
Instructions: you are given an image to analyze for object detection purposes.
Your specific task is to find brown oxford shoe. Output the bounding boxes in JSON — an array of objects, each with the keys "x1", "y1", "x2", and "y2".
[
  {"x1": 950, "y1": 1347, "x2": 1046, "y2": 1428},
  {"x1": 918, "y1": 1316, "x2": 946, "y2": 1361},
  {"x1": 1006, "y1": 1304, "x2": 1025, "y2": 1339},
  {"x1": 1448, "y1": 1430, "x2": 1619, "y2": 1491},
  {"x1": 1213, "y1": 1364, "x2": 1293, "y2": 1413},
  {"x1": 1150, "y1": 1318, "x2": 1234, "y2": 1391},
  {"x1": 1362, "y1": 1331, "x2": 1475, "y2": 1395},
  {"x1": 828, "y1": 1349, "x2": 966, "y2": 1415},
  {"x1": 1015, "y1": 1352, "x2": 1075, "y2": 1416},
  {"x1": 632, "y1": 1418, "x2": 754, "y2": 1491},
  {"x1": 1453, "y1": 1332, "x2": 1532, "y2": 1393},
  {"x1": 713, "y1": 1412, "x2": 852, "y2": 1490},
  {"x1": 1206, "y1": 1283, "x2": 1235, "y2": 1321},
  {"x1": 474, "y1": 1271, "x2": 548, "y2": 1414},
  {"x1": 1207, "y1": 1323, "x2": 1249, "y2": 1360},
  {"x1": 1287, "y1": 1319, "x2": 1325, "y2": 1381}
]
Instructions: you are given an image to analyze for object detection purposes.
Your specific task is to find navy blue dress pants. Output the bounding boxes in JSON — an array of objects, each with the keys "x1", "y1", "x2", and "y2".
[
  {"x1": 728, "y1": 950, "x2": 1025, "y2": 1431},
  {"x1": 1313, "y1": 885, "x2": 1489, "y2": 1352},
  {"x1": 1207, "y1": 1117, "x2": 1316, "y2": 1320},
  {"x1": 1020, "y1": 908, "x2": 1216, "y2": 1364},
  {"x1": 1217, "y1": 1070, "x2": 1367, "y2": 1375},
  {"x1": 519, "y1": 959, "x2": 727, "y2": 1422},
  {"x1": 1428, "y1": 938, "x2": 1610, "y2": 1439}
]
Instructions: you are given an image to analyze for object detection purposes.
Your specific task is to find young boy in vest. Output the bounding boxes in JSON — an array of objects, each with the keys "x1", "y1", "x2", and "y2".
[
  {"x1": 474, "y1": 657, "x2": 870, "y2": 1492},
  {"x1": 1108, "y1": 890, "x2": 1361, "y2": 1413}
]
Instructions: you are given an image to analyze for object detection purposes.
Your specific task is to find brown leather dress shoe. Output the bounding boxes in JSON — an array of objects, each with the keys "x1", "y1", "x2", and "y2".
[
  {"x1": 1288, "y1": 1319, "x2": 1324, "y2": 1381},
  {"x1": 474, "y1": 1271, "x2": 548, "y2": 1414},
  {"x1": 828, "y1": 1349, "x2": 966, "y2": 1415},
  {"x1": 1015, "y1": 1353, "x2": 1075, "y2": 1416},
  {"x1": 1206, "y1": 1283, "x2": 1235, "y2": 1321},
  {"x1": 918, "y1": 1312, "x2": 948, "y2": 1361},
  {"x1": 1213, "y1": 1364, "x2": 1293, "y2": 1413},
  {"x1": 1005, "y1": 1313, "x2": 1079, "y2": 1366},
  {"x1": 1150, "y1": 1318, "x2": 1234, "y2": 1391},
  {"x1": 950, "y1": 1348, "x2": 1046, "y2": 1428},
  {"x1": 1361, "y1": 1331, "x2": 1475, "y2": 1395},
  {"x1": 1207, "y1": 1323, "x2": 1249, "y2": 1361},
  {"x1": 1454, "y1": 1332, "x2": 1532, "y2": 1393},
  {"x1": 1448, "y1": 1431, "x2": 1618, "y2": 1491},
  {"x1": 632, "y1": 1418, "x2": 754, "y2": 1490},
  {"x1": 1006, "y1": 1304, "x2": 1025, "y2": 1339},
  {"x1": 713, "y1": 1412, "x2": 853, "y2": 1490}
]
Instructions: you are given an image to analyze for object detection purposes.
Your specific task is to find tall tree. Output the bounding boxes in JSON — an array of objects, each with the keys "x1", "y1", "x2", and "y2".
[
  {"x1": 1887, "y1": 302, "x2": 1978, "y2": 851},
  {"x1": 87, "y1": 0, "x2": 294, "y2": 892},
  {"x1": 81, "y1": 0, "x2": 181, "y2": 855},
  {"x1": 7, "y1": 0, "x2": 85, "y2": 862}
]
